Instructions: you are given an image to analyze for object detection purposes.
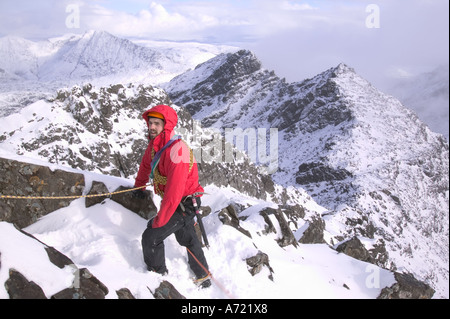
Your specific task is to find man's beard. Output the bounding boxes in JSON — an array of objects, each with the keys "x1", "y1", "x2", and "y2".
[{"x1": 149, "y1": 130, "x2": 159, "y2": 139}]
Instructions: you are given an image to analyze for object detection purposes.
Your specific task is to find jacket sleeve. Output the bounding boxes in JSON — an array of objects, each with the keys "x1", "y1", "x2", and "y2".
[
  {"x1": 134, "y1": 144, "x2": 152, "y2": 189},
  {"x1": 151, "y1": 142, "x2": 190, "y2": 228}
]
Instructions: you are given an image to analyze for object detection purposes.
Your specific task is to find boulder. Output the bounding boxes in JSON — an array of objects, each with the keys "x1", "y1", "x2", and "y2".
[
  {"x1": 85, "y1": 181, "x2": 157, "y2": 220},
  {"x1": 116, "y1": 288, "x2": 136, "y2": 299},
  {"x1": 246, "y1": 251, "x2": 274, "y2": 281},
  {"x1": 110, "y1": 185, "x2": 157, "y2": 220},
  {"x1": 335, "y1": 236, "x2": 390, "y2": 269},
  {"x1": 5, "y1": 269, "x2": 47, "y2": 299},
  {"x1": 51, "y1": 268, "x2": 109, "y2": 299},
  {"x1": 298, "y1": 214, "x2": 326, "y2": 244},
  {"x1": 0, "y1": 157, "x2": 85, "y2": 228},
  {"x1": 260, "y1": 207, "x2": 297, "y2": 248},
  {"x1": 335, "y1": 236, "x2": 374, "y2": 263},
  {"x1": 378, "y1": 272, "x2": 435, "y2": 299},
  {"x1": 151, "y1": 280, "x2": 186, "y2": 299},
  {"x1": 218, "y1": 203, "x2": 252, "y2": 238}
]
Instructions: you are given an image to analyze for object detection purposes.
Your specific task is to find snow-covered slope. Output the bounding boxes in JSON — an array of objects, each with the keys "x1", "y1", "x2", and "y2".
[
  {"x1": 0, "y1": 31, "x2": 237, "y2": 117},
  {"x1": 0, "y1": 82, "x2": 276, "y2": 199},
  {"x1": 0, "y1": 34, "x2": 447, "y2": 299},
  {"x1": 164, "y1": 51, "x2": 449, "y2": 298},
  {"x1": 0, "y1": 31, "x2": 237, "y2": 85},
  {"x1": 1, "y1": 152, "x2": 399, "y2": 299}
]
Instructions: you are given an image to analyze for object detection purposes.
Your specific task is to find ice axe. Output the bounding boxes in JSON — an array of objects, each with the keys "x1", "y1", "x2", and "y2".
[{"x1": 191, "y1": 197, "x2": 210, "y2": 249}]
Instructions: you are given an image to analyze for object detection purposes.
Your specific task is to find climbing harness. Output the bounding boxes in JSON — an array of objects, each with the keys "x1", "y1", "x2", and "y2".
[
  {"x1": 150, "y1": 135, "x2": 194, "y2": 198},
  {"x1": 149, "y1": 134, "x2": 182, "y2": 180}
]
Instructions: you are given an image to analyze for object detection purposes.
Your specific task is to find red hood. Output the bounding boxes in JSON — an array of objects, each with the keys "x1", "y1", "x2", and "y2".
[{"x1": 142, "y1": 105, "x2": 178, "y2": 150}]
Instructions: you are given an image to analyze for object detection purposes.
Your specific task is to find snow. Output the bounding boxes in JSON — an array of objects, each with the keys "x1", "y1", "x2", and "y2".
[
  {"x1": 0, "y1": 222, "x2": 75, "y2": 299},
  {"x1": 163, "y1": 55, "x2": 449, "y2": 298},
  {"x1": 0, "y1": 31, "x2": 446, "y2": 300},
  {"x1": 0, "y1": 31, "x2": 239, "y2": 117},
  {"x1": 0, "y1": 153, "x2": 397, "y2": 299}
]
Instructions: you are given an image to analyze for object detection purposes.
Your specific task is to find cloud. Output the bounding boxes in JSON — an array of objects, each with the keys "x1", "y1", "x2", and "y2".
[
  {"x1": 84, "y1": 2, "x2": 195, "y2": 39},
  {"x1": 0, "y1": 0, "x2": 447, "y2": 90},
  {"x1": 248, "y1": 0, "x2": 449, "y2": 88},
  {"x1": 77, "y1": 1, "x2": 247, "y2": 41},
  {"x1": 0, "y1": 0, "x2": 74, "y2": 38},
  {"x1": 280, "y1": 1, "x2": 316, "y2": 11}
]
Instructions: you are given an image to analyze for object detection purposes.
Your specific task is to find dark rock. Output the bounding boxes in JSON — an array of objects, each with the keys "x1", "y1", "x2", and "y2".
[
  {"x1": 218, "y1": 204, "x2": 252, "y2": 238},
  {"x1": 5, "y1": 269, "x2": 47, "y2": 299},
  {"x1": 281, "y1": 204, "x2": 306, "y2": 229},
  {"x1": 335, "y1": 236, "x2": 373, "y2": 263},
  {"x1": 44, "y1": 246, "x2": 75, "y2": 269},
  {"x1": 335, "y1": 236, "x2": 390, "y2": 270},
  {"x1": 51, "y1": 268, "x2": 109, "y2": 299},
  {"x1": 377, "y1": 272, "x2": 435, "y2": 299},
  {"x1": 296, "y1": 162, "x2": 353, "y2": 185},
  {"x1": 85, "y1": 180, "x2": 110, "y2": 207},
  {"x1": 110, "y1": 185, "x2": 157, "y2": 220},
  {"x1": 0, "y1": 157, "x2": 85, "y2": 228},
  {"x1": 246, "y1": 251, "x2": 274, "y2": 280},
  {"x1": 85, "y1": 182, "x2": 157, "y2": 220},
  {"x1": 259, "y1": 209, "x2": 276, "y2": 234},
  {"x1": 116, "y1": 288, "x2": 136, "y2": 299},
  {"x1": 151, "y1": 280, "x2": 186, "y2": 299},
  {"x1": 260, "y1": 207, "x2": 297, "y2": 247},
  {"x1": 299, "y1": 215, "x2": 326, "y2": 244}
]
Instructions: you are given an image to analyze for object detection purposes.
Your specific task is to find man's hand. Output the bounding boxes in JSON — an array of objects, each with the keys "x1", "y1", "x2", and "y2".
[{"x1": 132, "y1": 189, "x2": 146, "y2": 199}]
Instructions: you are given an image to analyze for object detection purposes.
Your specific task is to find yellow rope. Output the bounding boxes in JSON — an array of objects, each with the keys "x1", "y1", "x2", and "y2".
[{"x1": 0, "y1": 184, "x2": 151, "y2": 200}]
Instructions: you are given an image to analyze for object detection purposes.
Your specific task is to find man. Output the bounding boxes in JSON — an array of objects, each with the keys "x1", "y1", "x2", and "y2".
[{"x1": 133, "y1": 104, "x2": 211, "y2": 288}]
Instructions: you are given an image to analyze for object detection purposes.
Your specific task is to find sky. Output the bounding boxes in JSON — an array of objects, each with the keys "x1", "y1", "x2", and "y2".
[{"x1": 0, "y1": 0, "x2": 449, "y2": 89}]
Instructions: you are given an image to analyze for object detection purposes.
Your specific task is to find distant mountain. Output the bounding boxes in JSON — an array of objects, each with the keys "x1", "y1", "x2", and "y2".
[
  {"x1": 0, "y1": 30, "x2": 237, "y2": 84},
  {"x1": 0, "y1": 31, "x2": 237, "y2": 116},
  {"x1": 164, "y1": 50, "x2": 449, "y2": 297}
]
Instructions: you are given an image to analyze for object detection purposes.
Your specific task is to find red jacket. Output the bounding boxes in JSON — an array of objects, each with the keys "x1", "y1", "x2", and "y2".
[{"x1": 134, "y1": 104, "x2": 204, "y2": 228}]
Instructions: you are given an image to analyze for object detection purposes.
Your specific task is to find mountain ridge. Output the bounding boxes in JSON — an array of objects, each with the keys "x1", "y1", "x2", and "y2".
[
  {"x1": 163, "y1": 50, "x2": 449, "y2": 297},
  {"x1": 0, "y1": 31, "x2": 238, "y2": 117},
  {"x1": 0, "y1": 33, "x2": 448, "y2": 298}
]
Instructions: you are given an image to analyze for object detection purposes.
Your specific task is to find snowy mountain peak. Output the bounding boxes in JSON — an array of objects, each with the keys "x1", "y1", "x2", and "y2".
[
  {"x1": 163, "y1": 49, "x2": 449, "y2": 298},
  {"x1": 332, "y1": 62, "x2": 355, "y2": 76},
  {"x1": 0, "y1": 32, "x2": 448, "y2": 298},
  {"x1": 0, "y1": 32, "x2": 238, "y2": 116}
]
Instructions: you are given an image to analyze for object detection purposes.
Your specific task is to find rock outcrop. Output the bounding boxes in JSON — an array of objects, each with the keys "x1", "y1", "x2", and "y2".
[
  {"x1": 0, "y1": 156, "x2": 436, "y2": 299},
  {"x1": 0, "y1": 157, "x2": 85, "y2": 228}
]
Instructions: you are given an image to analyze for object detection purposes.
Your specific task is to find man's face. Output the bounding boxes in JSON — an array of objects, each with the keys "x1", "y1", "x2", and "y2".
[{"x1": 148, "y1": 117, "x2": 165, "y2": 139}]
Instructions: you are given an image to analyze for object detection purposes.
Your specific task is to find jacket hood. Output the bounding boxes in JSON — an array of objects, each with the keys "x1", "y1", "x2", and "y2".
[
  {"x1": 143, "y1": 104, "x2": 178, "y2": 132},
  {"x1": 142, "y1": 104, "x2": 178, "y2": 148}
]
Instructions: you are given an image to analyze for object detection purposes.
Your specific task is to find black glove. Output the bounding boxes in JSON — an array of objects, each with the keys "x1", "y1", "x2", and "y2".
[{"x1": 132, "y1": 189, "x2": 146, "y2": 199}]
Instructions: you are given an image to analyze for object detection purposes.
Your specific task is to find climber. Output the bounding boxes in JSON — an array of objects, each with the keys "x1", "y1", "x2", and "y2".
[{"x1": 132, "y1": 104, "x2": 211, "y2": 288}]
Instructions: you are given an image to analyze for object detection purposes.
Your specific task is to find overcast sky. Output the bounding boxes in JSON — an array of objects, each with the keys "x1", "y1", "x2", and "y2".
[{"x1": 0, "y1": 0, "x2": 448, "y2": 90}]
